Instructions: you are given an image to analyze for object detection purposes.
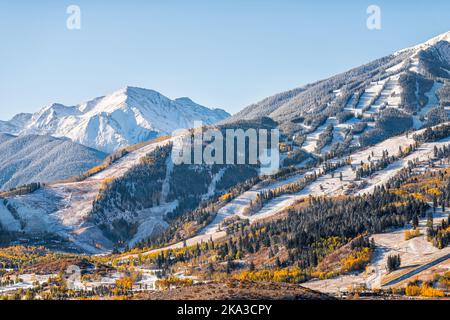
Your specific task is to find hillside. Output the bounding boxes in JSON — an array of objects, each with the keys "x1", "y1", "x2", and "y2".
[
  {"x1": 0, "y1": 137, "x2": 175, "y2": 253},
  {"x1": 0, "y1": 133, "x2": 261, "y2": 253},
  {"x1": 136, "y1": 280, "x2": 333, "y2": 300},
  {"x1": 2, "y1": 31, "x2": 450, "y2": 255},
  {"x1": 1, "y1": 32, "x2": 450, "y2": 301},
  {"x1": 118, "y1": 123, "x2": 450, "y2": 300},
  {"x1": 223, "y1": 31, "x2": 450, "y2": 157},
  {"x1": 0, "y1": 87, "x2": 229, "y2": 153},
  {"x1": 0, "y1": 133, "x2": 106, "y2": 191}
]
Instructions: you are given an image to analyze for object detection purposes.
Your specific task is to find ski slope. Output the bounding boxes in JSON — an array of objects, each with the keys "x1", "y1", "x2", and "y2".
[
  {"x1": 131, "y1": 123, "x2": 450, "y2": 259},
  {"x1": 0, "y1": 137, "x2": 175, "y2": 253}
]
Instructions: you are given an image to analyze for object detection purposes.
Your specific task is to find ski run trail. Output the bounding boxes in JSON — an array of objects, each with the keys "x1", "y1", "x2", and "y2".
[
  {"x1": 0, "y1": 137, "x2": 176, "y2": 253},
  {"x1": 123, "y1": 123, "x2": 450, "y2": 261}
]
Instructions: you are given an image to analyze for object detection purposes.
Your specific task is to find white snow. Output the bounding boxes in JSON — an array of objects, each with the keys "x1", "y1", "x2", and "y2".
[
  {"x1": 128, "y1": 202, "x2": 176, "y2": 247},
  {"x1": 413, "y1": 81, "x2": 444, "y2": 129},
  {"x1": 1, "y1": 87, "x2": 229, "y2": 153},
  {"x1": 135, "y1": 124, "x2": 450, "y2": 259},
  {"x1": 160, "y1": 156, "x2": 174, "y2": 204},
  {"x1": 356, "y1": 81, "x2": 386, "y2": 110},
  {"x1": 303, "y1": 208, "x2": 450, "y2": 295},
  {"x1": 386, "y1": 61, "x2": 406, "y2": 73},
  {"x1": 302, "y1": 118, "x2": 337, "y2": 154},
  {"x1": 396, "y1": 30, "x2": 450, "y2": 55},
  {"x1": 0, "y1": 203, "x2": 21, "y2": 231},
  {"x1": 0, "y1": 136, "x2": 176, "y2": 253},
  {"x1": 202, "y1": 168, "x2": 227, "y2": 200},
  {"x1": 0, "y1": 274, "x2": 55, "y2": 294}
]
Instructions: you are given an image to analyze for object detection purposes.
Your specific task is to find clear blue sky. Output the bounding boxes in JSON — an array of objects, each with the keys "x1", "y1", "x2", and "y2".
[{"x1": 1, "y1": 0, "x2": 450, "y2": 120}]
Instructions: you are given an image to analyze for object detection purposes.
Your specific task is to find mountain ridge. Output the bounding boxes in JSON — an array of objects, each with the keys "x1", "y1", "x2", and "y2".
[
  {"x1": 0, "y1": 133, "x2": 106, "y2": 191},
  {"x1": 223, "y1": 30, "x2": 450, "y2": 131},
  {"x1": 1, "y1": 31, "x2": 450, "y2": 254},
  {"x1": 0, "y1": 86, "x2": 230, "y2": 153}
]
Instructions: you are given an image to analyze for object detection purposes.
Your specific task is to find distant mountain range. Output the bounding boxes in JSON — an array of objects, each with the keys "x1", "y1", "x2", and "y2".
[
  {"x1": 0, "y1": 87, "x2": 230, "y2": 153},
  {"x1": 0, "y1": 133, "x2": 106, "y2": 191}
]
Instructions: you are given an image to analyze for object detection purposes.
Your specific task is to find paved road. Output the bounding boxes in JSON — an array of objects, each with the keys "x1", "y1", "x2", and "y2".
[{"x1": 382, "y1": 253, "x2": 450, "y2": 287}]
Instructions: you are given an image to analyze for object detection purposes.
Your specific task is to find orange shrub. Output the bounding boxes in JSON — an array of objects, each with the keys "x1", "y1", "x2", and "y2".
[
  {"x1": 420, "y1": 284, "x2": 445, "y2": 298},
  {"x1": 115, "y1": 276, "x2": 134, "y2": 290},
  {"x1": 405, "y1": 283, "x2": 445, "y2": 297},
  {"x1": 235, "y1": 268, "x2": 306, "y2": 284},
  {"x1": 405, "y1": 284, "x2": 421, "y2": 296},
  {"x1": 155, "y1": 277, "x2": 193, "y2": 289},
  {"x1": 220, "y1": 193, "x2": 233, "y2": 203},
  {"x1": 404, "y1": 229, "x2": 421, "y2": 241}
]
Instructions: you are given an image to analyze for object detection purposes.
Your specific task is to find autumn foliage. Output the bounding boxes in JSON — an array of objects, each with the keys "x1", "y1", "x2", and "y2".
[
  {"x1": 405, "y1": 282, "x2": 445, "y2": 297},
  {"x1": 404, "y1": 229, "x2": 421, "y2": 241}
]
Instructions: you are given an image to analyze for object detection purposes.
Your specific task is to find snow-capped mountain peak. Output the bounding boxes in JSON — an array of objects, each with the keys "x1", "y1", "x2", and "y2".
[
  {"x1": 414, "y1": 30, "x2": 450, "y2": 50},
  {"x1": 224, "y1": 30, "x2": 450, "y2": 131},
  {"x1": 9, "y1": 113, "x2": 32, "y2": 127},
  {"x1": 1, "y1": 87, "x2": 230, "y2": 153},
  {"x1": 396, "y1": 30, "x2": 450, "y2": 56}
]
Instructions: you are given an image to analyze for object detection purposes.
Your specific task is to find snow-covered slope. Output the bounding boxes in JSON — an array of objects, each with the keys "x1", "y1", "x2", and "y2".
[
  {"x1": 2, "y1": 31, "x2": 450, "y2": 255},
  {"x1": 0, "y1": 136, "x2": 176, "y2": 253},
  {"x1": 0, "y1": 134, "x2": 106, "y2": 190},
  {"x1": 1, "y1": 87, "x2": 229, "y2": 153},
  {"x1": 398, "y1": 30, "x2": 450, "y2": 55},
  {"x1": 222, "y1": 31, "x2": 450, "y2": 136}
]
